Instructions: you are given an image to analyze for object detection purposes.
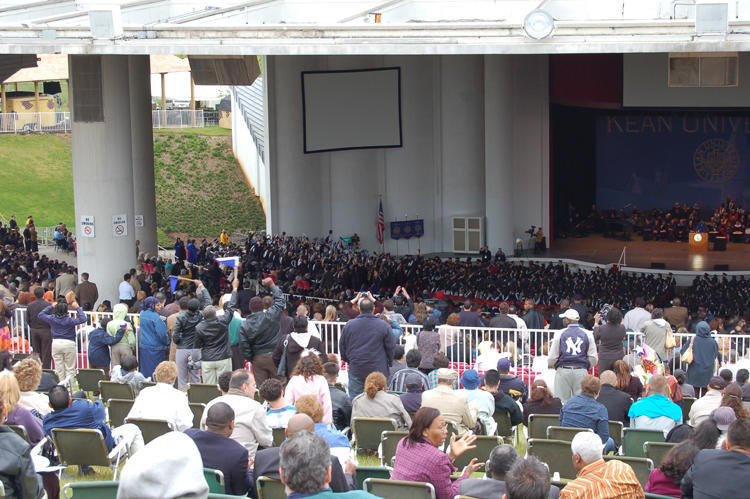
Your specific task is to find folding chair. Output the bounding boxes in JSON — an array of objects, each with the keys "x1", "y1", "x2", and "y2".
[
  {"x1": 51, "y1": 428, "x2": 129, "y2": 480},
  {"x1": 107, "y1": 399, "x2": 134, "y2": 428},
  {"x1": 124, "y1": 417, "x2": 174, "y2": 444},
  {"x1": 443, "y1": 421, "x2": 459, "y2": 452},
  {"x1": 381, "y1": 430, "x2": 408, "y2": 467},
  {"x1": 364, "y1": 478, "x2": 436, "y2": 499},
  {"x1": 76, "y1": 369, "x2": 107, "y2": 393},
  {"x1": 355, "y1": 466, "x2": 391, "y2": 490},
  {"x1": 527, "y1": 438, "x2": 577, "y2": 481},
  {"x1": 682, "y1": 397, "x2": 695, "y2": 425},
  {"x1": 334, "y1": 382, "x2": 346, "y2": 393},
  {"x1": 494, "y1": 411, "x2": 515, "y2": 442},
  {"x1": 645, "y1": 494, "x2": 681, "y2": 499},
  {"x1": 622, "y1": 428, "x2": 665, "y2": 458},
  {"x1": 7, "y1": 424, "x2": 29, "y2": 442},
  {"x1": 204, "y1": 468, "x2": 225, "y2": 494},
  {"x1": 608, "y1": 421, "x2": 624, "y2": 450},
  {"x1": 187, "y1": 383, "x2": 222, "y2": 404},
  {"x1": 190, "y1": 403, "x2": 206, "y2": 429},
  {"x1": 546, "y1": 426, "x2": 593, "y2": 442},
  {"x1": 256, "y1": 476, "x2": 287, "y2": 499},
  {"x1": 12, "y1": 353, "x2": 30, "y2": 363},
  {"x1": 99, "y1": 380, "x2": 135, "y2": 401},
  {"x1": 644, "y1": 442, "x2": 676, "y2": 468},
  {"x1": 452, "y1": 436, "x2": 501, "y2": 471},
  {"x1": 141, "y1": 381, "x2": 157, "y2": 389},
  {"x1": 603, "y1": 456, "x2": 654, "y2": 487},
  {"x1": 352, "y1": 417, "x2": 397, "y2": 452},
  {"x1": 62, "y1": 481, "x2": 120, "y2": 499},
  {"x1": 527, "y1": 414, "x2": 559, "y2": 440},
  {"x1": 272, "y1": 427, "x2": 286, "y2": 447}
]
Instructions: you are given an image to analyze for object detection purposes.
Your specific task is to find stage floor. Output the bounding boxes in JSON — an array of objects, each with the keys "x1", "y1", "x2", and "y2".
[{"x1": 546, "y1": 234, "x2": 750, "y2": 272}]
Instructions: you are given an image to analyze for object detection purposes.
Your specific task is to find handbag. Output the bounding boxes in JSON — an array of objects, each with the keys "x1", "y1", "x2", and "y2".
[
  {"x1": 665, "y1": 326, "x2": 676, "y2": 351},
  {"x1": 277, "y1": 338, "x2": 289, "y2": 377},
  {"x1": 187, "y1": 350, "x2": 202, "y2": 371},
  {"x1": 681, "y1": 338, "x2": 694, "y2": 364}
]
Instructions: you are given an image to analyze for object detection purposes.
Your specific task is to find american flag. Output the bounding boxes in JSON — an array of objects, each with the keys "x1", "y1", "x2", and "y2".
[{"x1": 377, "y1": 200, "x2": 385, "y2": 244}]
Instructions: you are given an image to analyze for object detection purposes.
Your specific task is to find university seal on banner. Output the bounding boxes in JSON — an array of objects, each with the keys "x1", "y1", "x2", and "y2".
[{"x1": 693, "y1": 139, "x2": 739, "y2": 183}]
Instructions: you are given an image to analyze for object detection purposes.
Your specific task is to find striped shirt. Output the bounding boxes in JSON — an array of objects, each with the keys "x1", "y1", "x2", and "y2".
[
  {"x1": 427, "y1": 370, "x2": 458, "y2": 390},
  {"x1": 560, "y1": 459, "x2": 644, "y2": 499},
  {"x1": 265, "y1": 405, "x2": 297, "y2": 429}
]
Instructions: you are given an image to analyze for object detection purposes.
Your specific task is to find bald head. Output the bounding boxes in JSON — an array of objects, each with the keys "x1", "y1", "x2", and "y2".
[
  {"x1": 647, "y1": 375, "x2": 668, "y2": 396},
  {"x1": 600, "y1": 371, "x2": 617, "y2": 386},
  {"x1": 286, "y1": 414, "x2": 315, "y2": 438}
]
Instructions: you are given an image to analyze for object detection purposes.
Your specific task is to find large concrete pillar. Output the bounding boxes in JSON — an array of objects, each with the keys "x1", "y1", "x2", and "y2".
[
  {"x1": 484, "y1": 55, "x2": 515, "y2": 255},
  {"x1": 129, "y1": 55, "x2": 158, "y2": 257},
  {"x1": 70, "y1": 55, "x2": 136, "y2": 305}
]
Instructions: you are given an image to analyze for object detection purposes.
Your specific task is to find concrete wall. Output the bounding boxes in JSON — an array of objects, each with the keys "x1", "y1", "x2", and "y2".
[
  {"x1": 260, "y1": 54, "x2": 549, "y2": 254},
  {"x1": 624, "y1": 53, "x2": 750, "y2": 108}
]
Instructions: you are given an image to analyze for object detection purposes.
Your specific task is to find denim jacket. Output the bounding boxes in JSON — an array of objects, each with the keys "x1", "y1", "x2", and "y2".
[{"x1": 559, "y1": 393, "x2": 610, "y2": 443}]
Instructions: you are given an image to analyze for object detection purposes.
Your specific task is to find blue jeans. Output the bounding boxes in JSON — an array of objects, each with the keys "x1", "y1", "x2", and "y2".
[
  {"x1": 605, "y1": 437, "x2": 615, "y2": 454},
  {"x1": 348, "y1": 375, "x2": 365, "y2": 402}
]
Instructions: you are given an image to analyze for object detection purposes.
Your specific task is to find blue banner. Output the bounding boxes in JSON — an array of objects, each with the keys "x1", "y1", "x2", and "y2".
[
  {"x1": 413, "y1": 219, "x2": 424, "y2": 238},
  {"x1": 390, "y1": 221, "x2": 403, "y2": 240},
  {"x1": 402, "y1": 220, "x2": 414, "y2": 240},
  {"x1": 596, "y1": 115, "x2": 750, "y2": 211}
]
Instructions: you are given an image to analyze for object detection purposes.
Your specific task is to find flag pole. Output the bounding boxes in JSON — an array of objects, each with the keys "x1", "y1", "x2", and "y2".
[
  {"x1": 405, "y1": 214, "x2": 409, "y2": 255},
  {"x1": 417, "y1": 213, "x2": 421, "y2": 255},
  {"x1": 395, "y1": 216, "x2": 399, "y2": 257}
]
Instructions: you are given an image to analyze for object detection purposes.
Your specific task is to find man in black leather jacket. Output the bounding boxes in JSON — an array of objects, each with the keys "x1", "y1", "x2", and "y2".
[
  {"x1": 238, "y1": 277, "x2": 285, "y2": 391},
  {"x1": 173, "y1": 281, "x2": 212, "y2": 388},
  {"x1": 0, "y1": 393, "x2": 44, "y2": 499},
  {"x1": 195, "y1": 279, "x2": 239, "y2": 385}
]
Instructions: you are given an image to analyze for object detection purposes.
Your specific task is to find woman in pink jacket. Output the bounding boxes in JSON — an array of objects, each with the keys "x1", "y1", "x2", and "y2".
[{"x1": 284, "y1": 355, "x2": 333, "y2": 424}]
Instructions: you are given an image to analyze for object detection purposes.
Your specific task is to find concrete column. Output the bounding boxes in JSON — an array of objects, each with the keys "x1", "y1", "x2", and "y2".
[
  {"x1": 129, "y1": 55, "x2": 158, "y2": 257},
  {"x1": 70, "y1": 55, "x2": 136, "y2": 305},
  {"x1": 484, "y1": 55, "x2": 515, "y2": 255}
]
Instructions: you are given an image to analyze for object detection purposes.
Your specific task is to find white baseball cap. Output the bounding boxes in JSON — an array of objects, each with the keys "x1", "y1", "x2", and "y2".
[{"x1": 559, "y1": 309, "x2": 580, "y2": 321}]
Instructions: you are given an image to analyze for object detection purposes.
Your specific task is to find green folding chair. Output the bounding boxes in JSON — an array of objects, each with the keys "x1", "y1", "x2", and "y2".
[
  {"x1": 363, "y1": 478, "x2": 436, "y2": 499},
  {"x1": 62, "y1": 481, "x2": 119, "y2": 499},
  {"x1": 645, "y1": 494, "x2": 681, "y2": 499},
  {"x1": 352, "y1": 417, "x2": 397, "y2": 452},
  {"x1": 187, "y1": 383, "x2": 222, "y2": 404},
  {"x1": 527, "y1": 414, "x2": 559, "y2": 440},
  {"x1": 190, "y1": 403, "x2": 206, "y2": 429},
  {"x1": 644, "y1": 441, "x2": 676, "y2": 468},
  {"x1": 99, "y1": 380, "x2": 135, "y2": 401},
  {"x1": 546, "y1": 426, "x2": 593, "y2": 442},
  {"x1": 51, "y1": 429, "x2": 129, "y2": 480},
  {"x1": 682, "y1": 397, "x2": 695, "y2": 425},
  {"x1": 7, "y1": 424, "x2": 29, "y2": 442},
  {"x1": 355, "y1": 466, "x2": 391, "y2": 490},
  {"x1": 107, "y1": 399, "x2": 134, "y2": 428},
  {"x1": 43, "y1": 369, "x2": 60, "y2": 383},
  {"x1": 381, "y1": 430, "x2": 408, "y2": 467},
  {"x1": 76, "y1": 369, "x2": 107, "y2": 393},
  {"x1": 334, "y1": 383, "x2": 346, "y2": 393},
  {"x1": 452, "y1": 436, "x2": 501, "y2": 471},
  {"x1": 494, "y1": 411, "x2": 515, "y2": 442},
  {"x1": 256, "y1": 476, "x2": 287, "y2": 499},
  {"x1": 272, "y1": 427, "x2": 286, "y2": 447},
  {"x1": 527, "y1": 438, "x2": 577, "y2": 481},
  {"x1": 603, "y1": 455, "x2": 653, "y2": 487},
  {"x1": 124, "y1": 417, "x2": 174, "y2": 444},
  {"x1": 204, "y1": 468, "x2": 225, "y2": 494},
  {"x1": 443, "y1": 421, "x2": 459, "y2": 452},
  {"x1": 608, "y1": 420, "x2": 624, "y2": 450},
  {"x1": 622, "y1": 428, "x2": 665, "y2": 458}
]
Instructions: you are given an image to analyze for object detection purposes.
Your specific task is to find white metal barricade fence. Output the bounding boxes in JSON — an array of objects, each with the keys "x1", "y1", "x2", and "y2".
[
  {"x1": 0, "y1": 112, "x2": 70, "y2": 133},
  {"x1": 152, "y1": 110, "x2": 205, "y2": 129}
]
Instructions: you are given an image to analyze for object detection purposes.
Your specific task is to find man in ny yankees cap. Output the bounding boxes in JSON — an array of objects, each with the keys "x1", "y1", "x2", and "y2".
[{"x1": 547, "y1": 309, "x2": 598, "y2": 403}]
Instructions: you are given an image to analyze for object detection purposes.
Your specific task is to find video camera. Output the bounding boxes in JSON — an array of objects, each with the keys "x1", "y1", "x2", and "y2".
[{"x1": 525, "y1": 225, "x2": 537, "y2": 236}]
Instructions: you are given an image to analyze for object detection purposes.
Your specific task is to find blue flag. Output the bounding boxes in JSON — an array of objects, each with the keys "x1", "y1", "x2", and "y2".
[
  {"x1": 215, "y1": 256, "x2": 240, "y2": 268},
  {"x1": 169, "y1": 275, "x2": 179, "y2": 294}
]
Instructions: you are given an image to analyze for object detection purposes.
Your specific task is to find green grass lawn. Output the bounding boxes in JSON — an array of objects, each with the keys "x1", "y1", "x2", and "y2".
[
  {"x1": 154, "y1": 126, "x2": 232, "y2": 136},
  {"x1": 0, "y1": 134, "x2": 74, "y2": 228}
]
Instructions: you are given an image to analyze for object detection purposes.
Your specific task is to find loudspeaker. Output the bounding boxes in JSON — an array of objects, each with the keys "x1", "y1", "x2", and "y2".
[
  {"x1": 714, "y1": 237, "x2": 727, "y2": 251},
  {"x1": 714, "y1": 264, "x2": 729, "y2": 271},
  {"x1": 651, "y1": 262, "x2": 666, "y2": 269}
]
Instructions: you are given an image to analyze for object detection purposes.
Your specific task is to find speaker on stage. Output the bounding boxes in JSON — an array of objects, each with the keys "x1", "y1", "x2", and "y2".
[
  {"x1": 714, "y1": 237, "x2": 727, "y2": 251},
  {"x1": 714, "y1": 264, "x2": 729, "y2": 271},
  {"x1": 651, "y1": 262, "x2": 666, "y2": 269}
]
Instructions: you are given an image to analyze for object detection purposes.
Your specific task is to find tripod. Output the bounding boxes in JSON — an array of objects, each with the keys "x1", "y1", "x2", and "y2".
[{"x1": 525, "y1": 235, "x2": 540, "y2": 257}]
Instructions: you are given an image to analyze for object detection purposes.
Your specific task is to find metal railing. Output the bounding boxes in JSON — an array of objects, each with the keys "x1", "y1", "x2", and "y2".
[
  {"x1": 203, "y1": 110, "x2": 219, "y2": 127},
  {"x1": 9, "y1": 306, "x2": 739, "y2": 384},
  {"x1": 38, "y1": 226, "x2": 75, "y2": 247},
  {"x1": 0, "y1": 112, "x2": 70, "y2": 133},
  {"x1": 152, "y1": 110, "x2": 205, "y2": 129}
]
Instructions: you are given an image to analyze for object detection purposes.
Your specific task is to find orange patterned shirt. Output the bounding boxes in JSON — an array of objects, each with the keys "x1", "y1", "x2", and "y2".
[{"x1": 560, "y1": 459, "x2": 644, "y2": 499}]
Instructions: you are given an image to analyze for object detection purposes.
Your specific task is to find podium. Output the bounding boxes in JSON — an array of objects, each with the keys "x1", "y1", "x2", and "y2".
[{"x1": 689, "y1": 232, "x2": 708, "y2": 251}]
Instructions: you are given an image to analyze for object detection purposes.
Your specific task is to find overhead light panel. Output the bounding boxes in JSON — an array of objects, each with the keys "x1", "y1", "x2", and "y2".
[{"x1": 524, "y1": 9, "x2": 554, "y2": 40}]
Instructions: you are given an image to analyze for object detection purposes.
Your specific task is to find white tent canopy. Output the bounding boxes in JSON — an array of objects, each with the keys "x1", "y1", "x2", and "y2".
[{"x1": 150, "y1": 72, "x2": 228, "y2": 108}]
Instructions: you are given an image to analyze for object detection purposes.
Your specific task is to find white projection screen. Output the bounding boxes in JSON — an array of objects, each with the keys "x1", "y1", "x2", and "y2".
[{"x1": 302, "y1": 67, "x2": 402, "y2": 153}]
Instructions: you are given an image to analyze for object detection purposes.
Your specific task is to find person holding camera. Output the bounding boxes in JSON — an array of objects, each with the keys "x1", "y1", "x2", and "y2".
[
  {"x1": 593, "y1": 307, "x2": 626, "y2": 373},
  {"x1": 173, "y1": 279, "x2": 212, "y2": 388}
]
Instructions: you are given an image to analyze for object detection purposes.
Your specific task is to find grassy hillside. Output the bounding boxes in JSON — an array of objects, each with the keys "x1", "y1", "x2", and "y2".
[
  {"x1": 0, "y1": 131, "x2": 265, "y2": 243},
  {"x1": 154, "y1": 133, "x2": 265, "y2": 240},
  {"x1": 0, "y1": 134, "x2": 74, "y2": 227}
]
